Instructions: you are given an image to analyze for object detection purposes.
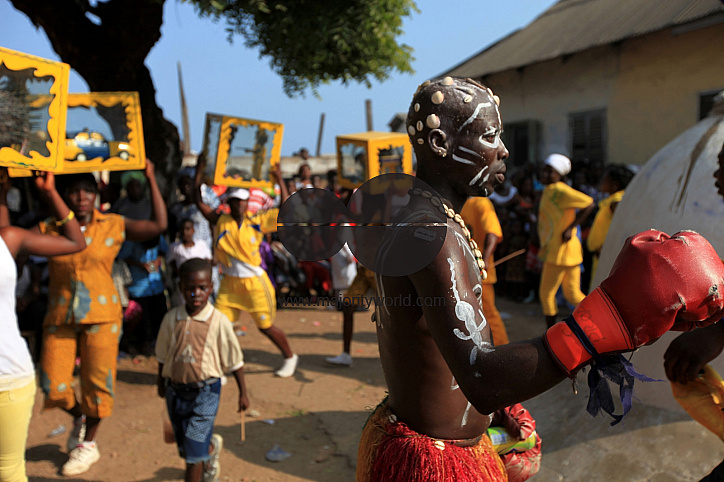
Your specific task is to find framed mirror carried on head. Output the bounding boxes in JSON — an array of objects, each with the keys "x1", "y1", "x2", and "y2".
[
  {"x1": 0, "y1": 46, "x2": 70, "y2": 172},
  {"x1": 9, "y1": 91, "x2": 146, "y2": 177},
  {"x1": 335, "y1": 132, "x2": 413, "y2": 190},
  {"x1": 201, "y1": 112, "x2": 283, "y2": 189}
]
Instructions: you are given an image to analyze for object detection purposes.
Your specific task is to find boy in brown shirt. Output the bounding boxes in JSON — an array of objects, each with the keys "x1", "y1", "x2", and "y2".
[{"x1": 156, "y1": 258, "x2": 249, "y2": 482}]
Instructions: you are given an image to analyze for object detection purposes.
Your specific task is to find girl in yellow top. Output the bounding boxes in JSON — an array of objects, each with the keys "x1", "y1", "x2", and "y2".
[
  {"x1": 39, "y1": 161, "x2": 167, "y2": 477},
  {"x1": 537, "y1": 154, "x2": 595, "y2": 328},
  {"x1": 586, "y1": 165, "x2": 634, "y2": 290}
]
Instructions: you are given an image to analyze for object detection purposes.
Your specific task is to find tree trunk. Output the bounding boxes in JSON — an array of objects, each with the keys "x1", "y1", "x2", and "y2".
[{"x1": 9, "y1": 0, "x2": 181, "y2": 195}]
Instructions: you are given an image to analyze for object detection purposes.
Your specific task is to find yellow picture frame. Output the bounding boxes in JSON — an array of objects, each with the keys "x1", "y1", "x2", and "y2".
[
  {"x1": 0, "y1": 46, "x2": 70, "y2": 171},
  {"x1": 203, "y1": 113, "x2": 284, "y2": 189},
  {"x1": 10, "y1": 91, "x2": 146, "y2": 177},
  {"x1": 336, "y1": 132, "x2": 413, "y2": 190}
]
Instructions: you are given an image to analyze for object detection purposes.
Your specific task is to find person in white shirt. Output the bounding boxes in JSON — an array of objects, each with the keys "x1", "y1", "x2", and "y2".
[{"x1": 167, "y1": 219, "x2": 212, "y2": 306}]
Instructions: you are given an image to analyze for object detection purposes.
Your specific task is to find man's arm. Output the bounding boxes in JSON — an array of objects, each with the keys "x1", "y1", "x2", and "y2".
[
  {"x1": 664, "y1": 322, "x2": 724, "y2": 384},
  {"x1": 125, "y1": 160, "x2": 169, "y2": 242},
  {"x1": 483, "y1": 232, "x2": 499, "y2": 265},
  {"x1": 408, "y1": 233, "x2": 567, "y2": 415},
  {"x1": 562, "y1": 202, "x2": 595, "y2": 242},
  {"x1": 232, "y1": 368, "x2": 250, "y2": 412},
  {"x1": 157, "y1": 363, "x2": 165, "y2": 398},
  {"x1": 193, "y1": 153, "x2": 221, "y2": 226}
]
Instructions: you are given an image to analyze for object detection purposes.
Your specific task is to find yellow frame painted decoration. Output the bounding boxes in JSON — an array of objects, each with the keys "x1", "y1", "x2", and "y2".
[
  {"x1": 206, "y1": 113, "x2": 284, "y2": 189},
  {"x1": 0, "y1": 46, "x2": 69, "y2": 171},
  {"x1": 58, "y1": 92, "x2": 145, "y2": 174},
  {"x1": 336, "y1": 131, "x2": 413, "y2": 189}
]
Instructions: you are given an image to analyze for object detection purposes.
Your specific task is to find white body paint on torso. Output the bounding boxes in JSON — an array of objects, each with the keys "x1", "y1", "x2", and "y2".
[{"x1": 450, "y1": 375, "x2": 474, "y2": 428}]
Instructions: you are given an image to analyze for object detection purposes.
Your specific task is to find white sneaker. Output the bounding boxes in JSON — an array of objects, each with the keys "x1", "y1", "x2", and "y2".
[
  {"x1": 62, "y1": 443, "x2": 100, "y2": 476},
  {"x1": 326, "y1": 352, "x2": 353, "y2": 366},
  {"x1": 274, "y1": 354, "x2": 299, "y2": 378},
  {"x1": 203, "y1": 434, "x2": 223, "y2": 482},
  {"x1": 66, "y1": 415, "x2": 86, "y2": 452}
]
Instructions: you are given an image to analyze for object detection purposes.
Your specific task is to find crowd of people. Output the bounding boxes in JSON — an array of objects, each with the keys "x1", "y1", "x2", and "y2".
[{"x1": 2, "y1": 80, "x2": 724, "y2": 482}]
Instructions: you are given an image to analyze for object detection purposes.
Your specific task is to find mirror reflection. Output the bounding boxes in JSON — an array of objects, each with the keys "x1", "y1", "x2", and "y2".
[
  {"x1": 339, "y1": 142, "x2": 367, "y2": 185},
  {"x1": 0, "y1": 64, "x2": 53, "y2": 157},
  {"x1": 224, "y1": 123, "x2": 274, "y2": 181}
]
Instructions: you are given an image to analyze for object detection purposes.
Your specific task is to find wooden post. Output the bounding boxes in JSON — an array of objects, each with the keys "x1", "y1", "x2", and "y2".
[
  {"x1": 366, "y1": 99, "x2": 373, "y2": 131},
  {"x1": 316, "y1": 113, "x2": 325, "y2": 157}
]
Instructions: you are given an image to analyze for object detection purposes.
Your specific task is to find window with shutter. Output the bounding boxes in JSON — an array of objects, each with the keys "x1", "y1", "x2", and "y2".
[
  {"x1": 569, "y1": 109, "x2": 606, "y2": 165},
  {"x1": 501, "y1": 120, "x2": 540, "y2": 168}
]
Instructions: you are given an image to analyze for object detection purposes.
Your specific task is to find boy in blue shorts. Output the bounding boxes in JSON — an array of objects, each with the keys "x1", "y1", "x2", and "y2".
[{"x1": 156, "y1": 258, "x2": 250, "y2": 482}]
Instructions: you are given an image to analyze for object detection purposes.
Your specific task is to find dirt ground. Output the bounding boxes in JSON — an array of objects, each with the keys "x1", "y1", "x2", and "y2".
[
  {"x1": 26, "y1": 302, "x2": 390, "y2": 482},
  {"x1": 24, "y1": 296, "x2": 724, "y2": 481}
]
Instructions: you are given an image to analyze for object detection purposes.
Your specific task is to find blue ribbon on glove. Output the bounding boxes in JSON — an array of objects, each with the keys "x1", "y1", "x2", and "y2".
[{"x1": 564, "y1": 316, "x2": 662, "y2": 426}]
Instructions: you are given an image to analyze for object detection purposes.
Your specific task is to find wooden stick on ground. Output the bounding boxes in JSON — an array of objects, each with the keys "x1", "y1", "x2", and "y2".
[{"x1": 493, "y1": 249, "x2": 526, "y2": 267}]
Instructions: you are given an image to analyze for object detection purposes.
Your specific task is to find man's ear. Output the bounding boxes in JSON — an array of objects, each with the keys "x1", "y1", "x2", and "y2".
[{"x1": 428, "y1": 129, "x2": 448, "y2": 158}]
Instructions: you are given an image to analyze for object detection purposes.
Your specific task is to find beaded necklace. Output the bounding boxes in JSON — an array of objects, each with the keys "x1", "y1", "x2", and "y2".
[{"x1": 409, "y1": 188, "x2": 488, "y2": 280}]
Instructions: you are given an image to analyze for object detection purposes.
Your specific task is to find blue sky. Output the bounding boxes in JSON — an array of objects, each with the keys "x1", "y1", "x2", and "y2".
[{"x1": 1, "y1": 0, "x2": 558, "y2": 156}]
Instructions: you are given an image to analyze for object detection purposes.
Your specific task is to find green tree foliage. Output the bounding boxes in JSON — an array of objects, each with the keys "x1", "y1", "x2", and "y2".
[{"x1": 187, "y1": 0, "x2": 417, "y2": 96}]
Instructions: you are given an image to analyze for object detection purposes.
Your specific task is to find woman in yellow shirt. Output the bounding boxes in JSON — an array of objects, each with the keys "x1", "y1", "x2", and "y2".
[{"x1": 40, "y1": 161, "x2": 167, "y2": 476}]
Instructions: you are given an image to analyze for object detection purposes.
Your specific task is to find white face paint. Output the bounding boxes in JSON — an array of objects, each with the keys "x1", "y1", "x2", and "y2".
[
  {"x1": 458, "y1": 102, "x2": 491, "y2": 133},
  {"x1": 478, "y1": 126, "x2": 501, "y2": 149},
  {"x1": 448, "y1": 258, "x2": 494, "y2": 365},
  {"x1": 458, "y1": 146, "x2": 483, "y2": 160},
  {"x1": 469, "y1": 166, "x2": 488, "y2": 186},
  {"x1": 452, "y1": 154, "x2": 476, "y2": 165}
]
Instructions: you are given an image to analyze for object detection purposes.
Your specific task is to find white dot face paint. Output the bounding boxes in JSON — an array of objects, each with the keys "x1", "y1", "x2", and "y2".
[
  {"x1": 426, "y1": 114, "x2": 440, "y2": 129},
  {"x1": 447, "y1": 258, "x2": 494, "y2": 366}
]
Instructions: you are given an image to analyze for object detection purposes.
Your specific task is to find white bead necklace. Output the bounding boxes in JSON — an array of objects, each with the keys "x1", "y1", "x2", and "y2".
[{"x1": 410, "y1": 188, "x2": 488, "y2": 280}]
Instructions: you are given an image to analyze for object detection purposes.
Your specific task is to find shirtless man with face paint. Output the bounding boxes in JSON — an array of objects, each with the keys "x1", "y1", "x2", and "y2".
[{"x1": 355, "y1": 78, "x2": 724, "y2": 482}]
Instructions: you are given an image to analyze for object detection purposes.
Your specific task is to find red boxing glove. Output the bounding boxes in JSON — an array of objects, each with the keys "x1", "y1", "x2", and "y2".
[{"x1": 545, "y1": 230, "x2": 724, "y2": 376}]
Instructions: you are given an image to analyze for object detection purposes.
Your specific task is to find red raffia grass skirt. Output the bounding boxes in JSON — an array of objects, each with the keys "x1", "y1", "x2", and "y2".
[{"x1": 357, "y1": 401, "x2": 508, "y2": 481}]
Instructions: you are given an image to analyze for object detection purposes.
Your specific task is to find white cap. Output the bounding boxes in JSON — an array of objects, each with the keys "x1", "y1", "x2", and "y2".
[
  {"x1": 225, "y1": 188, "x2": 250, "y2": 201},
  {"x1": 544, "y1": 153, "x2": 572, "y2": 176}
]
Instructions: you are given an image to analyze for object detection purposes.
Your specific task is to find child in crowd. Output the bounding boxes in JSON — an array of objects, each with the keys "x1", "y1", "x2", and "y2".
[
  {"x1": 156, "y1": 258, "x2": 249, "y2": 482},
  {"x1": 167, "y1": 219, "x2": 212, "y2": 306}
]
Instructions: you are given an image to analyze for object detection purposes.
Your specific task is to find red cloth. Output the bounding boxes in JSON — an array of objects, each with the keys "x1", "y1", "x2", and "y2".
[{"x1": 247, "y1": 188, "x2": 274, "y2": 215}]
